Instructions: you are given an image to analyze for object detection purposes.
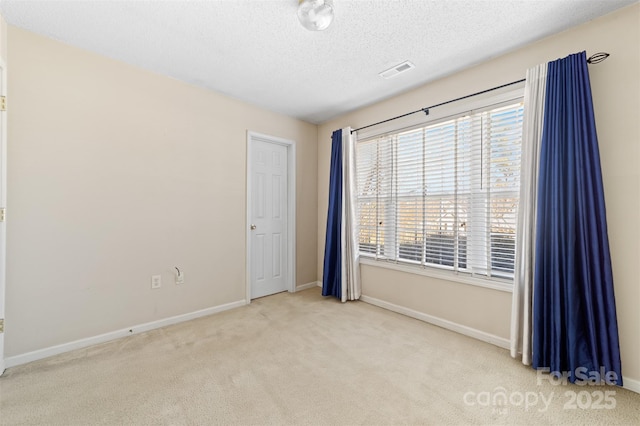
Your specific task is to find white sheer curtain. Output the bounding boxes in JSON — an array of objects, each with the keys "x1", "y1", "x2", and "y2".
[
  {"x1": 341, "y1": 128, "x2": 361, "y2": 302},
  {"x1": 510, "y1": 64, "x2": 547, "y2": 364}
]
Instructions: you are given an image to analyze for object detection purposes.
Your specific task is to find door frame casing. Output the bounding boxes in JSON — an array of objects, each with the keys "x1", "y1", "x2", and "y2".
[
  {"x1": 246, "y1": 131, "x2": 296, "y2": 303},
  {"x1": 0, "y1": 59, "x2": 7, "y2": 375}
]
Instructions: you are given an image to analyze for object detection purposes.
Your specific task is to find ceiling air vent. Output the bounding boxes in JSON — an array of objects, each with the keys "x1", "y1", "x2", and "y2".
[{"x1": 379, "y1": 61, "x2": 415, "y2": 79}]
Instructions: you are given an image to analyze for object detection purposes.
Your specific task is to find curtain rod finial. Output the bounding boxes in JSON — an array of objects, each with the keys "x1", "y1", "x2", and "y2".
[{"x1": 587, "y1": 52, "x2": 609, "y2": 64}]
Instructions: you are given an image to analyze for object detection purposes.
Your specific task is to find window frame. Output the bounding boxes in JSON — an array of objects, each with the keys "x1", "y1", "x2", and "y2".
[{"x1": 355, "y1": 87, "x2": 524, "y2": 292}]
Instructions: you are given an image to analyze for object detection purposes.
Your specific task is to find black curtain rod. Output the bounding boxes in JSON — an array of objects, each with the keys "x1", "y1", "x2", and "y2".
[{"x1": 351, "y1": 52, "x2": 610, "y2": 134}]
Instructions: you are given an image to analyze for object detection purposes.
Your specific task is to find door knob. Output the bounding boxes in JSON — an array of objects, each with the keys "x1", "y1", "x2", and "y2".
[{"x1": 250, "y1": 224, "x2": 257, "y2": 230}]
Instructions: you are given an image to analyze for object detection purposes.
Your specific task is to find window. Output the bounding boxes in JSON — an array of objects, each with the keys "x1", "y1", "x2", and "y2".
[{"x1": 356, "y1": 101, "x2": 523, "y2": 282}]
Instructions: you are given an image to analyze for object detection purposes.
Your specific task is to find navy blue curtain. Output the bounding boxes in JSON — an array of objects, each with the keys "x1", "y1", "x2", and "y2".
[
  {"x1": 322, "y1": 130, "x2": 343, "y2": 298},
  {"x1": 532, "y1": 52, "x2": 622, "y2": 385}
]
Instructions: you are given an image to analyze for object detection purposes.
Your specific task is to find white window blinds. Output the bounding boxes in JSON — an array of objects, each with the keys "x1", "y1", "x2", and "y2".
[{"x1": 356, "y1": 101, "x2": 524, "y2": 281}]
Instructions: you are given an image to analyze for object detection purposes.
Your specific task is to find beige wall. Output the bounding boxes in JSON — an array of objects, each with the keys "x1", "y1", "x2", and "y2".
[
  {"x1": 5, "y1": 27, "x2": 318, "y2": 357},
  {"x1": 318, "y1": 4, "x2": 640, "y2": 384}
]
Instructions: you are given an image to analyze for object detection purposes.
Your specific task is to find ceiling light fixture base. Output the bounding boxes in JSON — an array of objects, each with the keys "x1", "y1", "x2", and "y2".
[{"x1": 298, "y1": 0, "x2": 334, "y2": 31}]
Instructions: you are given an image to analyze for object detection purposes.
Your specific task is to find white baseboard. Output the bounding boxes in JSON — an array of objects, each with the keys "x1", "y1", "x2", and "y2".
[
  {"x1": 360, "y1": 295, "x2": 510, "y2": 350},
  {"x1": 296, "y1": 281, "x2": 320, "y2": 291},
  {"x1": 317, "y1": 281, "x2": 322, "y2": 287},
  {"x1": 623, "y1": 376, "x2": 640, "y2": 394},
  {"x1": 3, "y1": 299, "x2": 246, "y2": 369}
]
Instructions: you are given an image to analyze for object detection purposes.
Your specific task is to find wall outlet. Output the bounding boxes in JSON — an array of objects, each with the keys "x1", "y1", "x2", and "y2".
[{"x1": 151, "y1": 274, "x2": 162, "y2": 289}]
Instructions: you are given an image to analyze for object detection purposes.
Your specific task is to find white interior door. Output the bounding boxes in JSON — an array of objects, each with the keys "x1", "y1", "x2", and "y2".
[
  {"x1": 0, "y1": 61, "x2": 6, "y2": 374},
  {"x1": 250, "y1": 139, "x2": 288, "y2": 299}
]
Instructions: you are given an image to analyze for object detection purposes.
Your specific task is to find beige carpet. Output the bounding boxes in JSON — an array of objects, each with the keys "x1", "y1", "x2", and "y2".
[{"x1": 0, "y1": 287, "x2": 638, "y2": 425}]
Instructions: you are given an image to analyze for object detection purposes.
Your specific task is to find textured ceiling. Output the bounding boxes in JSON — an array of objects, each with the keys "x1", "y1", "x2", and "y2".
[{"x1": 0, "y1": 0, "x2": 636, "y2": 123}]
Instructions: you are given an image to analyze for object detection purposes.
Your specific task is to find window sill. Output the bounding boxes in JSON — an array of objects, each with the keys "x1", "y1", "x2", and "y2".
[{"x1": 358, "y1": 257, "x2": 513, "y2": 293}]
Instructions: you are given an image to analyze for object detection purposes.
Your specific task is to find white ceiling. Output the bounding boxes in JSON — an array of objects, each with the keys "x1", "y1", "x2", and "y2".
[{"x1": 0, "y1": 0, "x2": 636, "y2": 124}]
